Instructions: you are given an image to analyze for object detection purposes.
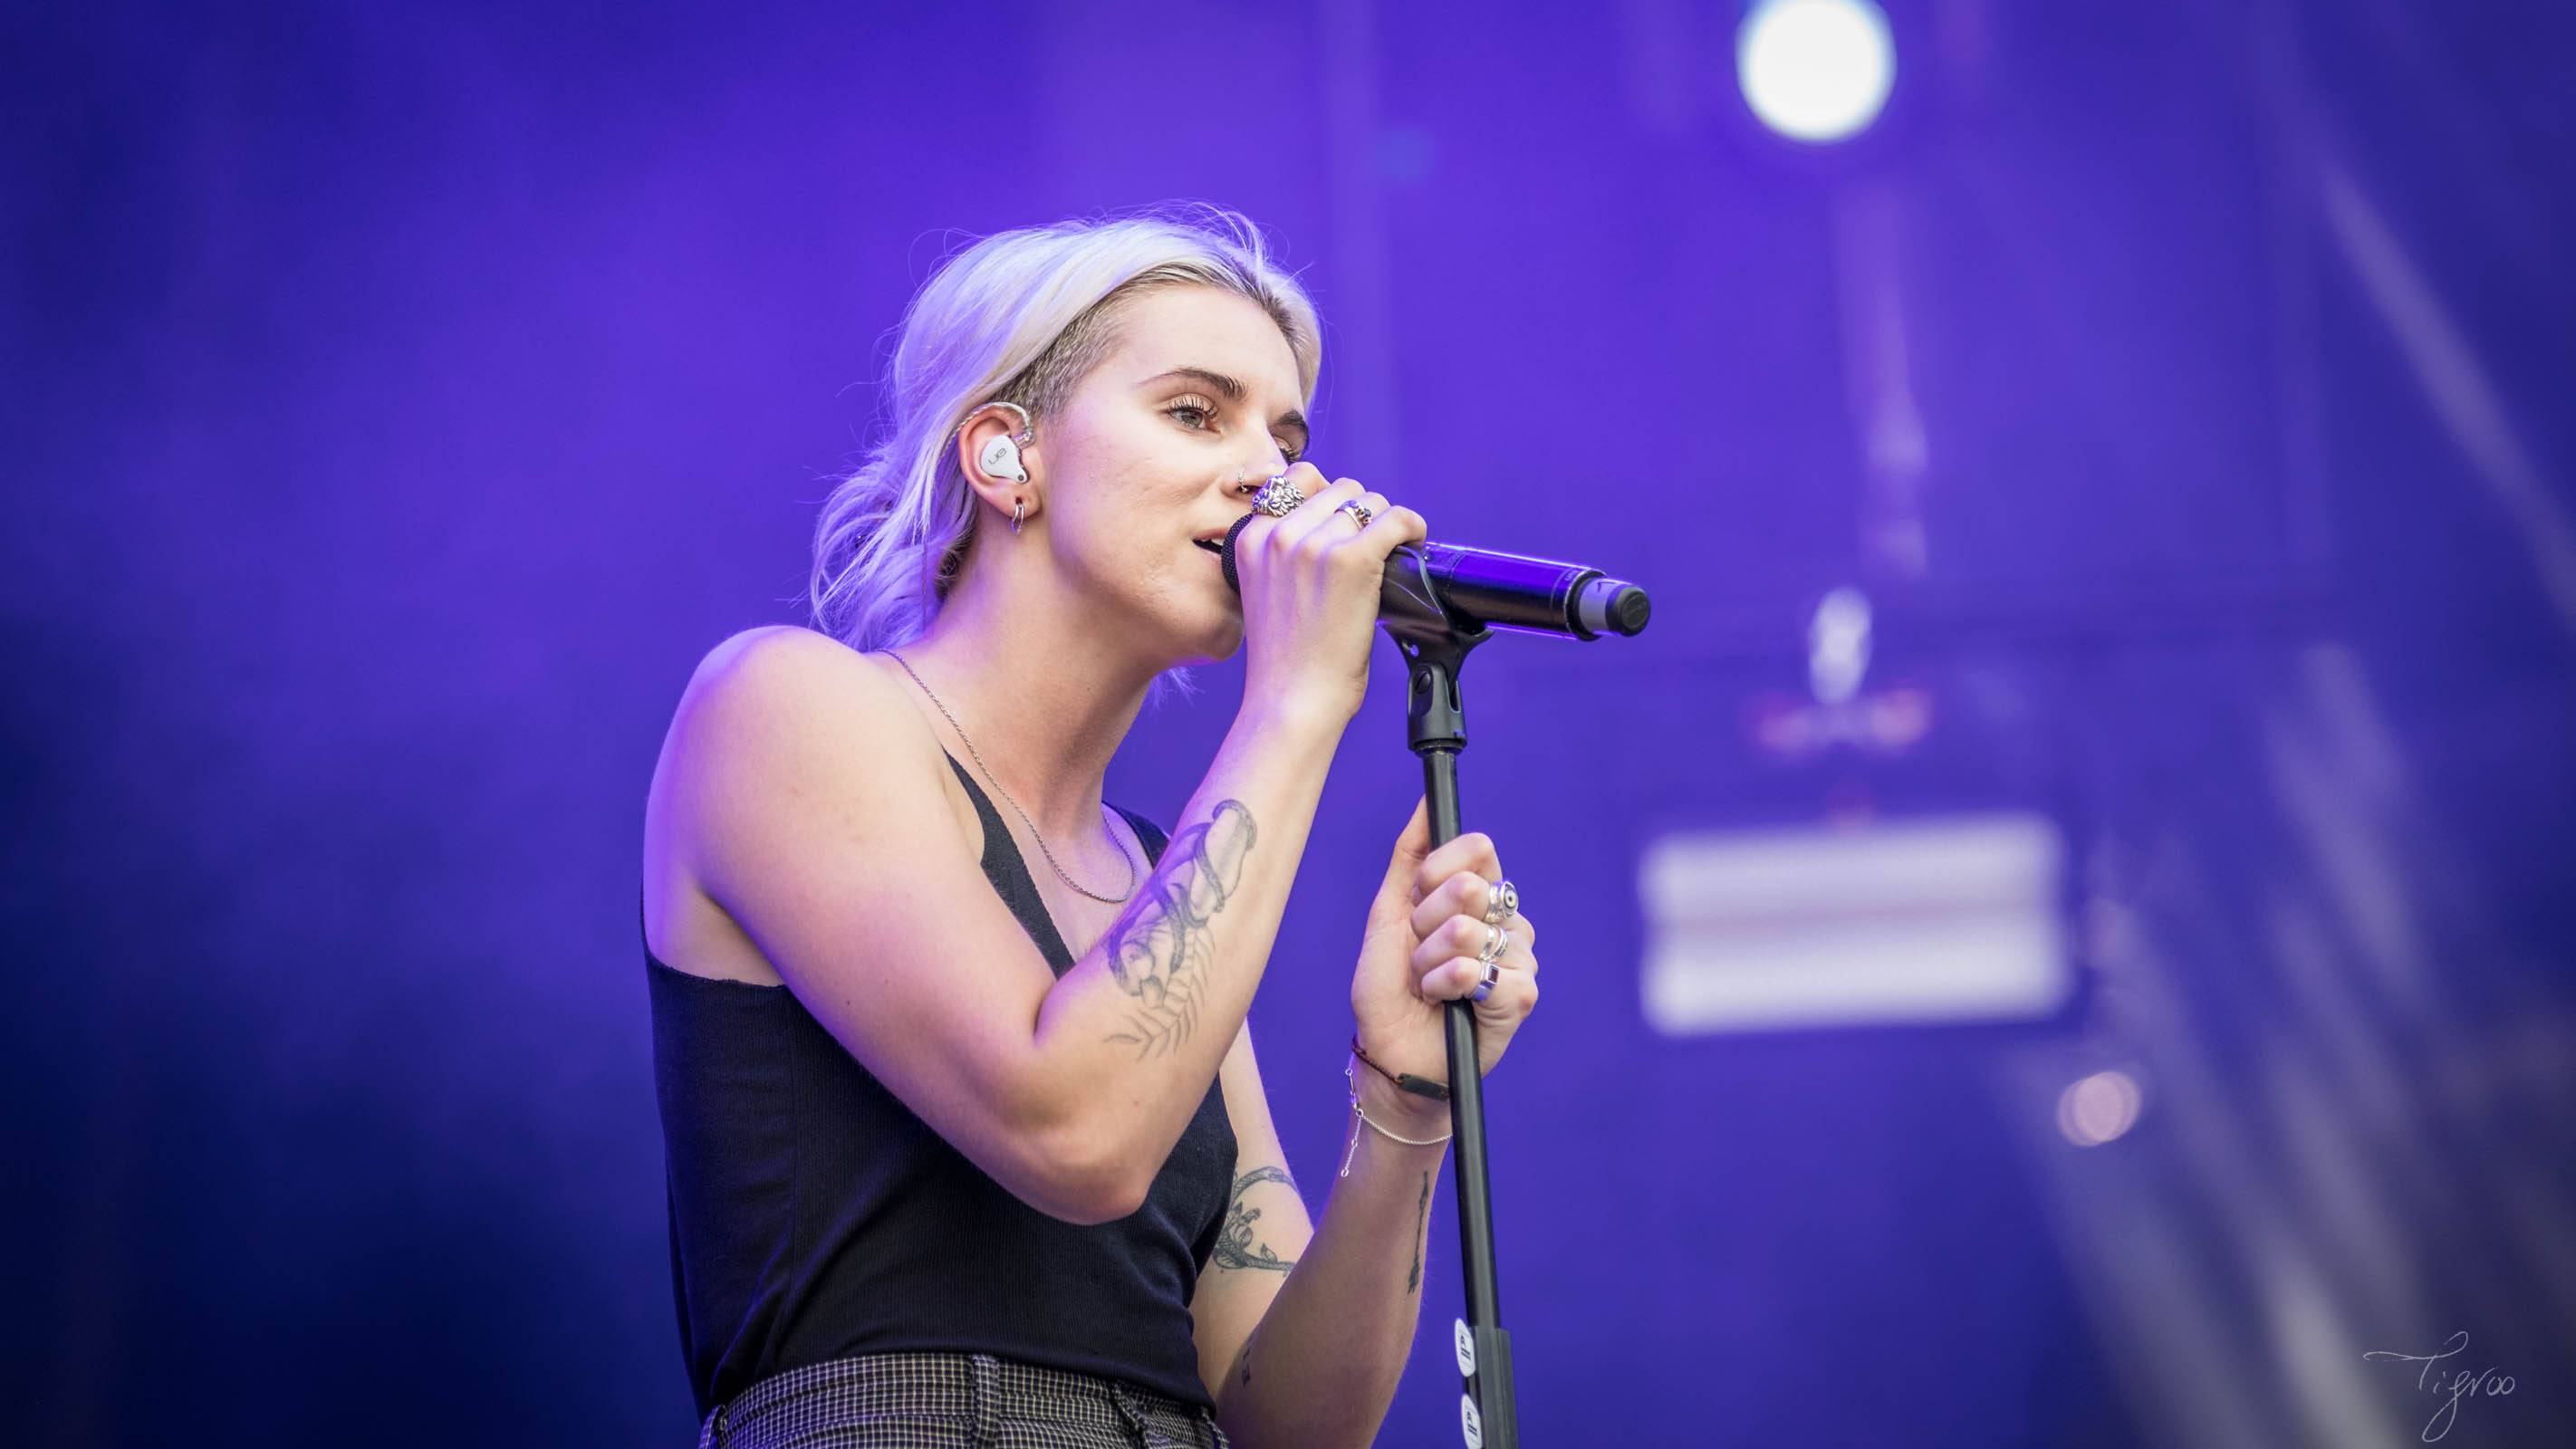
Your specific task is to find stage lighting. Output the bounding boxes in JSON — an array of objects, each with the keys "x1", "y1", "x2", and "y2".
[
  {"x1": 1640, "y1": 813, "x2": 2072, "y2": 1035},
  {"x1": 1735, "y1": 0, "x2": 1897, "y2": 143},
  {"x1": 2057, "y1": 1070, "x2": 2144, "y2": 1147}
]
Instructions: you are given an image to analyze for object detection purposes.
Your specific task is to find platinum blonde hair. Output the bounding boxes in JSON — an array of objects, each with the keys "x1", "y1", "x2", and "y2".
[{"x1": 810, "y1": 203, "x2": 1323, "y2": 706}]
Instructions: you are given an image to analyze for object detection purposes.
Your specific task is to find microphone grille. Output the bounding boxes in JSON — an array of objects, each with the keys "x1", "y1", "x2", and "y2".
[
  {"x1": 1219, "y1": 513, "x2": 1262, "y2": 595},
  {"x1": 1609, "y1": 585, "x2": 1651, "y2": 636}
]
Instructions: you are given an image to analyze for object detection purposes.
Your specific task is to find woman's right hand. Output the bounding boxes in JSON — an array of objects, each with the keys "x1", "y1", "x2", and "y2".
[{"x1": 1232, "y1": 463, "x2": 1428, "y2": 728}]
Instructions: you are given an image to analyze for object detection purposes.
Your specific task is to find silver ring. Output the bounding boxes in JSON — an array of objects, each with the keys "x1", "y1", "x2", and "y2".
[
  {"x1": 1471, "y1": 960, "x2": 1500, "y2": 1003},
  {"x1": 1482, "y1": 879, "x2": 1518, "y2": 926},
  {"x1": 1253, "y1": 475, "x2": 1304, "y2": 517},
  {"x1": 1336, "y1": 500, "x2": 1373, "y2": 529},
  {"x1": 1477, "y1": 923, "x2": 1510, "y2": 965}
]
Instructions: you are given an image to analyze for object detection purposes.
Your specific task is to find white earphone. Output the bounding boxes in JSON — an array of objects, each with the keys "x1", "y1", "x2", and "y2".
[{"x1": 977, "y1": 432, "x2": 1029, "y2": 484}]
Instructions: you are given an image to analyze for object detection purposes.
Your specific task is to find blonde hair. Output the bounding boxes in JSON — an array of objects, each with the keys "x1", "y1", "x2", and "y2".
[{"x1": 811, "y1": 203, "x2": 1323, "y2": 706}]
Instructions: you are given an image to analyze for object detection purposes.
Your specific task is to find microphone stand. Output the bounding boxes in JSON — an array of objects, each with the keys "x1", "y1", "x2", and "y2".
[{"x1": 1378, "y1": 552, "x2": 1516, "y2": 1449}]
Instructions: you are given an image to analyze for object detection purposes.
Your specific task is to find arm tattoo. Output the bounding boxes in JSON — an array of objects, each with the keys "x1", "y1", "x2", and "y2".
[
  {"x1": 1408, "y1": 1170, "x2": 1430, "y2": 1293},
  {"x1": 1212, "y1": 1165, "x2": 1300, "y2": 1273},
  {"x1": 1101, "y1": 800, "x2": 1255, "y2": 1059},
  {"x1": 1229, "y1": 1324, "x2": 1259, "y2": 1389}
]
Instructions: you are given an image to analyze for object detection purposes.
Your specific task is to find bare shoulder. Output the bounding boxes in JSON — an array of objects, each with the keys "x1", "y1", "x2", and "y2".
[
  {"x1": 682, "y1": 623, "x2": 902, "y2": 724},
  {"x1": 659, "y1": 625, "x2": 927, "y2": 804},
  {"x1": 642, "y1": 625, "x2": 961, "y2": 982}
]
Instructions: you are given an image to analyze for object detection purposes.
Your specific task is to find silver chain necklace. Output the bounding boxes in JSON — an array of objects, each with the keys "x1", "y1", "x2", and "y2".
[{"x1": 885, "y1": 650, "x2": 1138, "y2": 904}]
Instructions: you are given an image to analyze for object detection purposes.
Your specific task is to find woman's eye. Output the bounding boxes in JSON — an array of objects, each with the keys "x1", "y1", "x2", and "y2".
[{"x1": 1168, "y1": 398, "x2": 1300, "y2": 463}]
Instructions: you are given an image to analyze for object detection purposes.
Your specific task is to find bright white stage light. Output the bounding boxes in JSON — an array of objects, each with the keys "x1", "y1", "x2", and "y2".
[{"x1": 1735, "y1": 0, "x2": 1897, "y2": 144}]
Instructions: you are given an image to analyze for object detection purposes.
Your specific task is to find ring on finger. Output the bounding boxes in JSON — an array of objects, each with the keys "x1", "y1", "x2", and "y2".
[
  {"x1": 1483, "y1": 879, "x2": 1519, "y2": 926},
  {"x1": 1335, "y1": 499, "x2": 1373, "y2": 529},
  {"x1": 1470, "y1": 959, "x2": 1501, "y2": 1003},
  {"x1": 1477, "y1": 923, "x2": 1511, "y2": 965},
  {"x1": 1253, "y1": 475, "x2": 1305, "y2": 517}
]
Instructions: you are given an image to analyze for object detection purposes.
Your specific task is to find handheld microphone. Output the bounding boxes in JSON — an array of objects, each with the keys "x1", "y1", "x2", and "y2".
[{"x1": 1217, "y1": 514, "x2": 1651, "y2": 640}]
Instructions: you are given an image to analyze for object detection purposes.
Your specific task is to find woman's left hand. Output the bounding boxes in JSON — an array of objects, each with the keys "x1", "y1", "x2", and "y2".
[{"x1": 1349, "y1": 796, "x2": 1541, "y2": 1090}]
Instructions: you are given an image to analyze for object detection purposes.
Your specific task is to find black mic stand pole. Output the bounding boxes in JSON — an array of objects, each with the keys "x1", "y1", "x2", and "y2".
[{"x1": 1378, "y1": 556, "x2": 1515, "y2": 1449}]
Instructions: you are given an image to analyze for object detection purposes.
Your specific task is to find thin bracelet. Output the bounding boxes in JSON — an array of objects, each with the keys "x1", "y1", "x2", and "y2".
[
  {"x1": 1350, "y1": 1034, "x2": 1451, "y2": 1101},
  {"x1": 1340, "y1": 1059, "x2": 1454, "y2": 1177}
]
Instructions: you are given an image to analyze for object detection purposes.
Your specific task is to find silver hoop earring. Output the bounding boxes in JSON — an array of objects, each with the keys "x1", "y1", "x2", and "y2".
[{"x1": 1010, "y1": 498, "x2": 1025, "y2": 534}]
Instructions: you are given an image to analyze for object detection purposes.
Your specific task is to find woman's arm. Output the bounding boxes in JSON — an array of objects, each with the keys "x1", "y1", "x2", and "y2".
[
  {"x1": 1192, "y1": 792, "x2": 1543, "y2": 1445},
  {"x1": 1022, "y1": 694, "x2": 1347, "y2": 1205},
  {"x1": 665, "y1": 474, "x2": 1424, "y2": 1223},
  {"x1": 1204, "y1": 1059, "x2": 1448, "y2": 1449}
]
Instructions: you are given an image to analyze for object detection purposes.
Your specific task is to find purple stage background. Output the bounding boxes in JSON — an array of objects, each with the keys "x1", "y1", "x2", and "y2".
[{"x1": 8, "y1": 2, "x2": 2573, "y2": 1444}]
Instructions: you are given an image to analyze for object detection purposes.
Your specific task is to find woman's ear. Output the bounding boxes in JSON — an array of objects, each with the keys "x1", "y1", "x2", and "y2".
[{"x1": 956, "y1": 407, "x2": 1041, "y2": 527}]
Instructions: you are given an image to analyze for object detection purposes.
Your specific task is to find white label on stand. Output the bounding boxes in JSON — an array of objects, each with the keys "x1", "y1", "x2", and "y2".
[
  {"x1": 1460, "y1": 1393, "x2": 1484, "y2": 1449},
  {"x1": 1454, "y1": 1319, "x2": 1476, "y2": 1377}
]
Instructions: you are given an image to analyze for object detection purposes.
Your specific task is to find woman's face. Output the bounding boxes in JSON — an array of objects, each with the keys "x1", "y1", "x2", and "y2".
[{"x1": 1042, "y1": 285, "x2": 1311, "y2": 667}]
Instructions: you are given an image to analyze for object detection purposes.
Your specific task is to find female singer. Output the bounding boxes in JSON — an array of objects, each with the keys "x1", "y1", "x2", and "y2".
[{"x1": 641, "y1": 206, "x2": 1543, "y2": 1448}]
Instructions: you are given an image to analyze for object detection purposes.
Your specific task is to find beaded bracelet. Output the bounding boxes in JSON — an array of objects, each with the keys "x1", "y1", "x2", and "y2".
[
  {"x1": 1350, "y1": 1034, "x2": 1451, "y2": 1101},
  {"x1": 1341, "y1": 1058, "x2": 1454, "y2": 1177}
]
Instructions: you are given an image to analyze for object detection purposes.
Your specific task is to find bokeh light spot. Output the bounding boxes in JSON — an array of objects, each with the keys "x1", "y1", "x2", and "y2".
[
  {"x1": 2057, "y1": 1070, "x2": 2145, "y2": 1147},
  {"x1": 1736, "y1": 0, "x2": 1897, "y2": 143}
]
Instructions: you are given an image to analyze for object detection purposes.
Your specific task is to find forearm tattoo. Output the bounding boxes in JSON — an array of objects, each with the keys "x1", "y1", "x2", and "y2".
[
  {"x1": 1101, "y1": 800, "x2": 1255, "y2": 1059},
  {"x1": 1213, "y1": 1165, "x2": 1300, "y2": 1273},
  {"x1": 1408, "y1": 1170, "x2": 1429, "y2": 1293},
  {"x1": 1229, "y1": 1325, "x2": 1259, "y2": 1389}
]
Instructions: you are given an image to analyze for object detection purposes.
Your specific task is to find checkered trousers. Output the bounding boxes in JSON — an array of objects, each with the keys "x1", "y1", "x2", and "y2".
[{"x1": 696, "y1": 1350, "x2": 1231, "y2": 1449}]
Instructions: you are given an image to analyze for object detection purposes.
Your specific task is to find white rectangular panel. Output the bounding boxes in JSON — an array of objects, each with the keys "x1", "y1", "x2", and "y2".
[{"x1": 1640, "y1": 813, "x2": 2072, "y2": 1034}]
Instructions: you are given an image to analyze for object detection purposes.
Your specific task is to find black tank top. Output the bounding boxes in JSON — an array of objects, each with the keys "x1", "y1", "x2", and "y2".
[{"x1": 644, "y1": 751, "x2": 1237, "y2": 1419}]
